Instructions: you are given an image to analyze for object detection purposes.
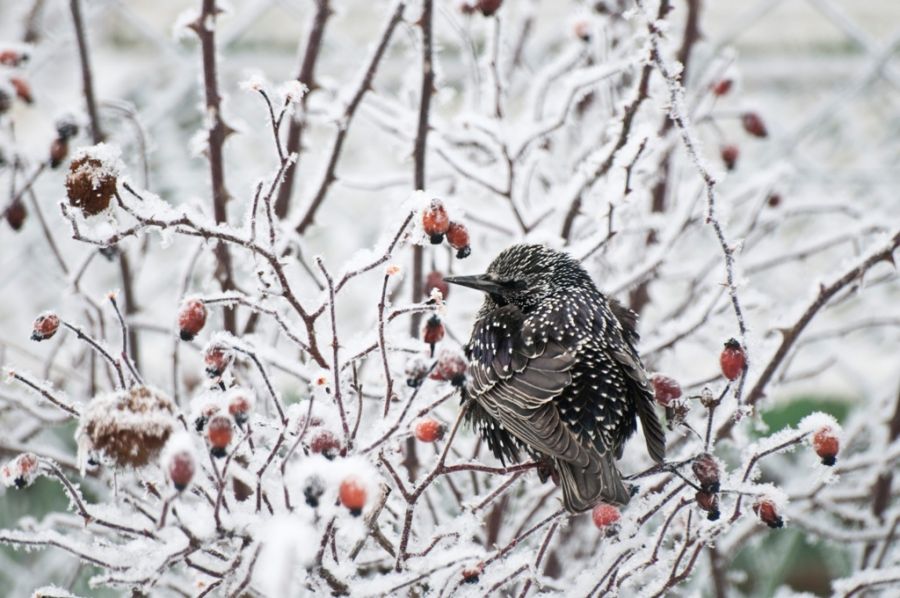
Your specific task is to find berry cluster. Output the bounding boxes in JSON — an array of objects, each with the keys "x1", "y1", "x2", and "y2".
[{"x1": 422, "y1": 199, "x2": 471, "y2": 258}]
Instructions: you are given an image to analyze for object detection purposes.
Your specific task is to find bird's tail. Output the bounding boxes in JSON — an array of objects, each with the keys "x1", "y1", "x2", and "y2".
[{"x1": 556, "y1": 453, "x2": 630, "y2": 512}]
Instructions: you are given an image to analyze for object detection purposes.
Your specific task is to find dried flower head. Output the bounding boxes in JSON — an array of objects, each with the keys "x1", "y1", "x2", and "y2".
[
  {"x1": 65, "y1": 151, "x2": 119, "y2": 216},
  {"x1": 77, "y1": 386, "x2": 176, "y2": 469}
]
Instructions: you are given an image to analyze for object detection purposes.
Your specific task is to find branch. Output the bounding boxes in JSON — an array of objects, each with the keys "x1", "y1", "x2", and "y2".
[
  {"x1": 69, "y1": 0, "x2": 103, "y2": 142},
  {"x1": 274, "y1": 0, "x2": 332, "y2": 218},
  {"x1": 191, "y1": 0, "x2": 237, "y2": 334},
  {"x1": 294, "y1": 0, "x2": 406, "y2": 234},
  {"x1": 741, "y1": 231, "x2": 899, "y2": 413}
]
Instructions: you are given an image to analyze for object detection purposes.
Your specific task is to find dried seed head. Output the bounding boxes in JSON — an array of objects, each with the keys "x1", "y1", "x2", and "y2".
[
  {"x1": 77, "y1": 386, "x2": 176, "y2": 469},
  {"x1": 66, "y1": 155, "x2": 117, "y2": 216}
]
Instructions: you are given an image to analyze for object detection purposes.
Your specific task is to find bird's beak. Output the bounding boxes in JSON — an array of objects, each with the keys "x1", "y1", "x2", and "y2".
[{"x1": 443, "y1": 274, "x2": 507, "y2": 294}]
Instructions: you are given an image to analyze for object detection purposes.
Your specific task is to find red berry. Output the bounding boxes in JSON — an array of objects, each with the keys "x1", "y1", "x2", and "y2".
[
  {"x1": 4, "y1": 453, "x2": 40, "y2": 489},
  {"x1": 430, "y1": 349, "x2": 467, "y2": 386},
  {"x1": 720, "y1": 144, "x2": 739, "y2": 171},
  {"x1": 711, "y1": 79, "x2": 733, "y2": 96},
  {"x1": 49, "y1": 138, "x2": 68, "y2": 169},
  {"x1": 5, "y1": 199, "x2": 26, "y2": 231},
  {"x1": 207, "y1": 415, "x2": 233, "y2": 458},
  {"x1": 31, "y1": 312, "x2": 60, "y2": 342},
  {"x1": 10, "y1": 77, "x2": 33, "y2": 104},
  {"x1": 572, "y1": 19, "x2": 591, "y2": 41},
  {"x1": 766, "y1": 192, "x2": 781, "y2": 208},
  {"x1": 178, "y1": 299, "x2": 207, "y2": 341},
  {"x1": 227, "y1": 392, "x2": 252, "y2": 425},
  {"x1": 56, "y1": 118, "x2": 79, "y2": 141},
  {"x1": 168, "y1": 450, "x2": 195, "y2": 491},
  {"x1": 425, "y1": 271, "x2": 450, "y2": 299},
  {"x1": 339, "y1": 476, "x2": 367, "y2": 516},
  {"x1": 591, "y1": 503, "x2": 621, "y2": 529},
  {"x1": 446, "y1": 222, "x2": 471, "y2": 259},
  {"x1": 478, "y1": 0, "x2": 503, "y2": 16},
  {"x1": 753, "y1": 498, "x2": 783, "y2": 529},
  {"x1": 0, "y1": 50, "x2": 27, "y2": 67},
  {"x1": 303, "y1": 475, "x2": 325, "y2": 507},
  {"x1": 422, "y1": 199, "x2": 450, "y2": 244},
  {"x1": 650, "y1": 374, "x2": 682, "y2": 407},
  {"x1": 741, "y1": 112, "x2": 768, "y2": 138},
  {"x1": 423, "y1": 315, "x2": 445, "y2": 356},
  {"x1": 692, "y1": 453, "x2": 720, "y2": 493},
  {"x1": 204, "y1": 342, "x2": 233, "y2": 377},
  {"x1": 415, "y1": 419, "x2": 445, "y2": 443},
  {"x1": 309, "y1": 429, "x2": 341, "y2": 460},
  {"x1": 720, "y1": 338, "x2": 746, "y2": 381},
  {"x1": 695, "y1": 491, "x2": 720, "y2": 521},
  {"x1": 812, "y1": 427, "x2": 839, "y2": 466},
  {"x1": 406, "y1": 355, "x2": 432, "y2": 388},
  {"x1": 462, "y1": 562, "x2": 484, "y2": 583}
]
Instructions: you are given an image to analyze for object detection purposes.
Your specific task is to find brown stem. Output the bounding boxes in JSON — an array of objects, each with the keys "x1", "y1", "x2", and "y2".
[
  {"x1": 742, "y1": 231, "x2": 899, "y2": 413},
  {"x1": 862, "y1": 385, "x2": 900, "y2": 567},
  {"x1": 274, "y1": 0, "x2": 332, "y2": 219},
  {"x1": 559, "y1": 0, "x2": 672, "y2": 242},
  {"x1": 192, "y1": 0, "x2": 236, "y2": 334},
  {"x1": 410, "y1": 0, "x2": 434, "y2": 338},
  {"x1": 295, "y1": 1, "x2": 405, "y2": 234},
  {"x1": 630, "y1": 0, "x2": 701, "y2": 314},
  {"x1": 69, "y1": 0, "x2": 103, "y2": 143}
]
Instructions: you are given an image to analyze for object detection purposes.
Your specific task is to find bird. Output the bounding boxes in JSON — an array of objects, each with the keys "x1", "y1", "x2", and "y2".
[{"x1": 444, "y1": 243, "x2": 665, "y2": 513}]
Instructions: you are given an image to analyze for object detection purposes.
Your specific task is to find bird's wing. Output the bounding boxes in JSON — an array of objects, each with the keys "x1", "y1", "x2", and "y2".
[
  {"x1": 467, "y1": 305, "x2": 599, "y2": 467},
  {"x1": 611, "y1": 346, "x2": 666, "y2": 464}
]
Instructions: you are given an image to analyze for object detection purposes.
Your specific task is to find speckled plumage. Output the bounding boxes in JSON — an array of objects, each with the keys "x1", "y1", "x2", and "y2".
[{"x1": 454, "y1": 244, "x2": 666, "y2": 513}]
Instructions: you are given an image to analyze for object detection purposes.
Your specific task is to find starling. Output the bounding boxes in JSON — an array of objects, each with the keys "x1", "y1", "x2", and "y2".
[{"x1": 445, "y1": 244, "x2": 665, "y2": 512}]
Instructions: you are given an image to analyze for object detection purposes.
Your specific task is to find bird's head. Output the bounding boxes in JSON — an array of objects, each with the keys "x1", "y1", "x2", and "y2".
[{"x1": 444, "y1": 244, "x2": 588, "y2": 309}]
